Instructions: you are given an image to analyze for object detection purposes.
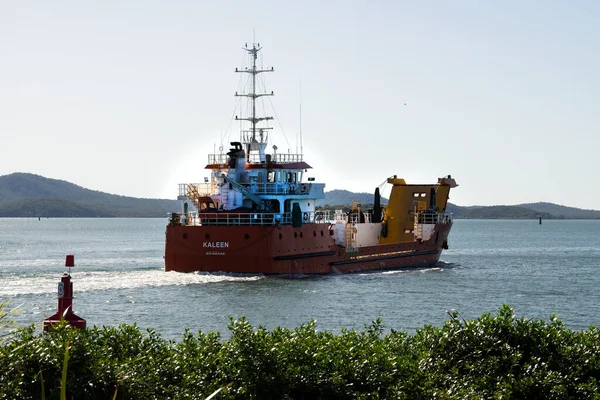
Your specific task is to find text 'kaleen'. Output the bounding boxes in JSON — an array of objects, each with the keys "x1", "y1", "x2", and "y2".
[{"x1": 203, "y1": 242, "x2": 230, "y2": 248}]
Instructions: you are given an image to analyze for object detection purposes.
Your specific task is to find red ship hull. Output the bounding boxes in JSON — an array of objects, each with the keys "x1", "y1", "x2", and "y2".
[{"x1": 164, "y1": 223, "x2": 452, "y2": 274}]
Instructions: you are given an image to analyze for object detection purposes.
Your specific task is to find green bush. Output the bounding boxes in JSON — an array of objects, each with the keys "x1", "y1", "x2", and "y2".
[
  {"x1": 414, "y1": 305, "x2": 600, "y2": 399},
  {"x1": 0, "y1": 305, "x2": 599, "y2": 399}
]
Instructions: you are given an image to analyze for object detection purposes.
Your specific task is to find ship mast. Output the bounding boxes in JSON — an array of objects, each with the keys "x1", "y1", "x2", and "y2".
[{"x1": 234, "y1": 43, "x2": 274, "y2": 142}]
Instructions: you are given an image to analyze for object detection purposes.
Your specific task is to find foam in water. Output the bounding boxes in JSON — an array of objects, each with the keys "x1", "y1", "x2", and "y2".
[{"x1": 1, "y1": 270, "x2": 264, "y2": 296}]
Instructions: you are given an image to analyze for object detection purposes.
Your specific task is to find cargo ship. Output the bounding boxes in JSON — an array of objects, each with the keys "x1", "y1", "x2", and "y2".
[{"x1": 164, "y1": 43, "x2": 458, "y2": 274}]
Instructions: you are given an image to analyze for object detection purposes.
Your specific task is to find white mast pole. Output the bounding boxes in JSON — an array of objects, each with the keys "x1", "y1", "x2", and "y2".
[{"x1": 299, "y1": 79, "x2": 303, "y2": 158}]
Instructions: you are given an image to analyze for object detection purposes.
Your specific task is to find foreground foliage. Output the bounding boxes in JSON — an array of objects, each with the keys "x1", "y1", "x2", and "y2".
[{"x1": 1, "y1": 305, "x2": 599, "y2": 399}]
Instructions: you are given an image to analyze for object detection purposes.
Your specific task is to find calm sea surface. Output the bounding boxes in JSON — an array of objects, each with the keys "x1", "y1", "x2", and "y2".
[{"x1": 1, "y1": 218, "x2": 599, "y2": 340}]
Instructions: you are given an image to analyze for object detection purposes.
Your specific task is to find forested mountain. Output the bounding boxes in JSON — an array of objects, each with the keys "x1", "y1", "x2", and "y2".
[
  {"x1": 1, "y1": 173, "x2": 598, "y2": 219},
  {"x1": 0, "y1": 198, "x2": 115, "y2": 218},
  {"x1": 0, "y1": 173, "x2": 178, "y2": 217},
  {"x1": 446, "y1": 205, "x2": 553, "y2": 219},
  {"x1": 315, "y1": 190, "x2": 387, "y2": 207},
  {"x1": 518, "y1": 202, "x2": 600, "y2": 219},
  {"x1": 319, "y1": 190, "x2": 599, "y2": 219}
]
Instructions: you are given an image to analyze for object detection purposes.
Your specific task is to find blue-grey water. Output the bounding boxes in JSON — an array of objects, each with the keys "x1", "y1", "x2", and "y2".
[{"x1": 1, "y1": 218, "x2": 599, "y2": 340}]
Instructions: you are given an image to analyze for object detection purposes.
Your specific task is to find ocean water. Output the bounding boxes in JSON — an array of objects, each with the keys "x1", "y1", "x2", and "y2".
[{"x1": 1, "y1": 218, "x2": 599, "y2": 340}]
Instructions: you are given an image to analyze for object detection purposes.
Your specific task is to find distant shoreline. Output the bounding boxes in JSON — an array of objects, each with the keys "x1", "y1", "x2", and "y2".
[{"x1": 1, "y1": 173, "x2": 599, "y2": 219}]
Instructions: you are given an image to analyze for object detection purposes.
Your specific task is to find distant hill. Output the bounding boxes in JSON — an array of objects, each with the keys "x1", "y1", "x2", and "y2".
[
  {"x1": 0, "y1": 198, "x2": 115, "y2": 218},
  {"x1": 319, "y1": 190, "x2": 599, "y2": 219},
  {"x1": 447, "y1": 205, "x2": 553, "y2": 220},
  {"x1": 517, "y1": 202, "x2": 600, "y2": 219},
  {"x1": 1, "y1": 173, "x2": 598, "y2": 219},
  {"x1": 0, "y1": 173, "x2": 178, "y2": 217},
  {"x1": 315, "y1": 190, "x2": 387, "y2": 207}
]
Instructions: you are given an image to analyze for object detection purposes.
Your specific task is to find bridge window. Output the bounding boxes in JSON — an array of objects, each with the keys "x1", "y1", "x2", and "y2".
[{"x1": 287, "y1": 172, "x2": 298, "y2": 183}]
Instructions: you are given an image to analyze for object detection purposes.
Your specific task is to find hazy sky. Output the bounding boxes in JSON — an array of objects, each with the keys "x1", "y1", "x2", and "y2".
[{"x1": 1, "y1": 1, "x2": 599, "y2": 209}]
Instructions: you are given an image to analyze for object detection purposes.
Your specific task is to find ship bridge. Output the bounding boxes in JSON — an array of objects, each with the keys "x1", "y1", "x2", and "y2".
[{"x1": 176, "y1": 41, "x2": 324, "y2": 220}]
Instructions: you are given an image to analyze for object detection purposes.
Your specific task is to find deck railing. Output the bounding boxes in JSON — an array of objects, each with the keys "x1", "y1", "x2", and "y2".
[
  {"x1": 169, "y1": 209, "x2": 453, "y2": 228},
  {"x1": 206, "y1": 153, "x2": 304, "y2": 166},
  {"x1": 416, "y1": 212, "x2": 453, "y2": 225},
  {"x1": 178, "y1": 183, "x2": 214, "y2": 197},
  {"x1": 207, "y1": 154, "x2": 228, "y2": 165},
  {"x1": 168, "y1": 210, "x2": 339, "y2": 227},
  {"x1": 177, "y1": 182, "x2": 313, "y2": 197},
  {"x1": 273, "y1": 153, "x2": 303, "y2": 163},
  {"x1": 250, "y1": 182, "x2": 312, "y2": 195}
]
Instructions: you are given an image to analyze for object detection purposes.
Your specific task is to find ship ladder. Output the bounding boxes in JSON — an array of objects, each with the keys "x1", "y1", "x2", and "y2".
[
  {"x1": 186, "y1": 184, "x2": 201, "y2": 210},
  {"x1": 345, "y1": 225, "x2": 358, "y2": 257},
  {"x1": 414, "y1": 213, "x2": 424, "y2": 240}
]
